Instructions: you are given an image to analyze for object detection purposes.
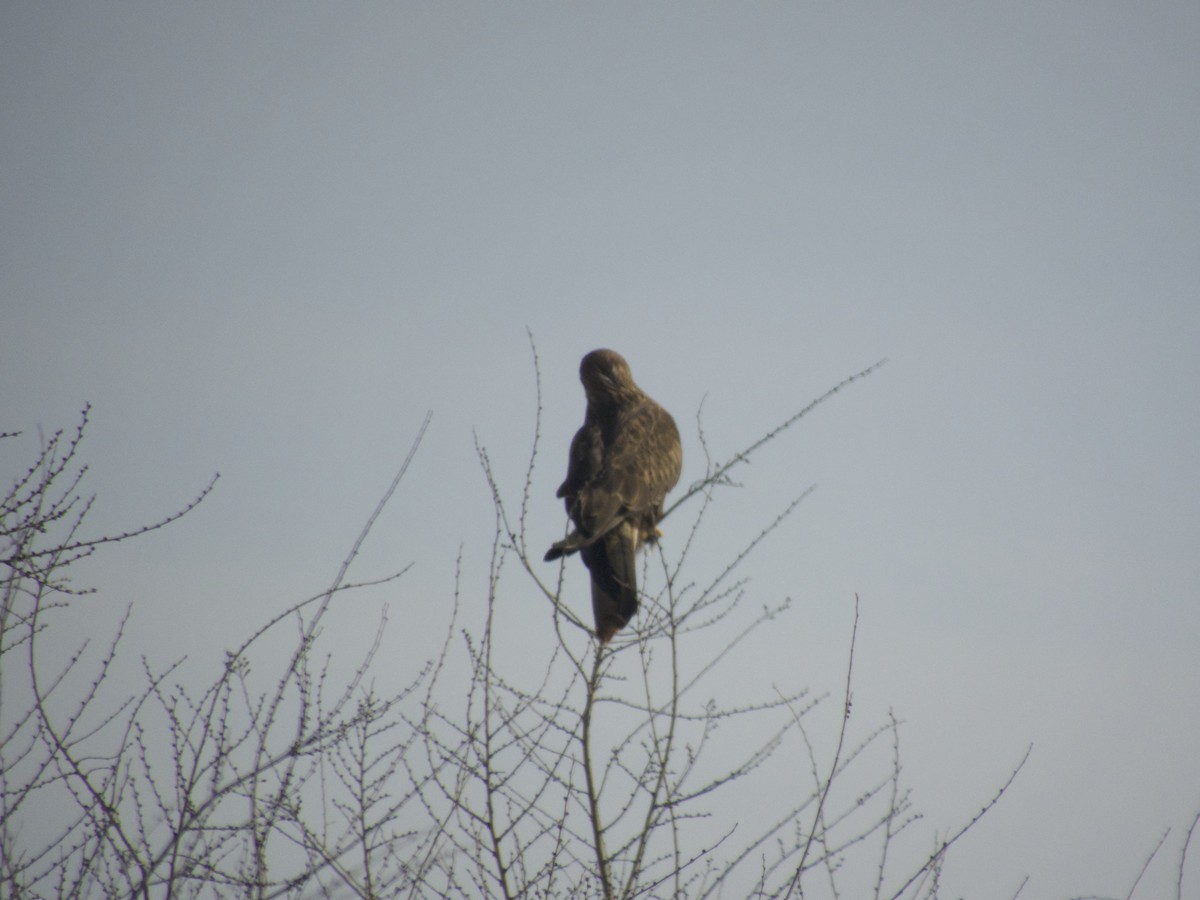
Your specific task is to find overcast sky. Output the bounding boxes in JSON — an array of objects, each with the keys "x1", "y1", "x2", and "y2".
[{"x1": 3, "y1": 3, "x2": 1198, "y2": 896}]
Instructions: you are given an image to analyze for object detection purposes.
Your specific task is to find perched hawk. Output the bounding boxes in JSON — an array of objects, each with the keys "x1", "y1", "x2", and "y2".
[{"x1": 545, "y1": 349, "x2": 683, "y2": 643}]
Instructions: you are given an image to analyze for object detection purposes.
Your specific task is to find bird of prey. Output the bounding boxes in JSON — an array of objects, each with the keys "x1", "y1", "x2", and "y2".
[{"x1": 545, "y1": 349, "x2": 683, "y2": 643}]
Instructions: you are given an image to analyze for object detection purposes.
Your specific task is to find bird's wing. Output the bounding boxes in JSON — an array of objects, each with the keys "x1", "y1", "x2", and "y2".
[
  {"x1": 560, "y1": 401, "x2": 679, "y2": 537},
  {"x1": 556, "y1": 421, "x2": 602, "y2": 500}
]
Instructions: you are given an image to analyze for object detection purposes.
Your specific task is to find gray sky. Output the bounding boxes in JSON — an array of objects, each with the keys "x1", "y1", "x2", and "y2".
[{"x1": 3, "y1": 3, "x2": 1198, "y2": 896}]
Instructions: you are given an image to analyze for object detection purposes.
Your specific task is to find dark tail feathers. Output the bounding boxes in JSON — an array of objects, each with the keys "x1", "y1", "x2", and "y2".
[{"x1": 582, "y1": 523, "x2": 639, "y2": 643}]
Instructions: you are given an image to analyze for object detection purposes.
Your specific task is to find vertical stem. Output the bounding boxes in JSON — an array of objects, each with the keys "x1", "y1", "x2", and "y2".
[{"x1": 581, "y1": 647, "x2": 613, "y2": 900}]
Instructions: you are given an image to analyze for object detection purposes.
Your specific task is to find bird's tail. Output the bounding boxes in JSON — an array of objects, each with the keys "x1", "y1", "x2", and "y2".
[{"x1": 584, "y1": 522, "x2": 639, "y2": 643}]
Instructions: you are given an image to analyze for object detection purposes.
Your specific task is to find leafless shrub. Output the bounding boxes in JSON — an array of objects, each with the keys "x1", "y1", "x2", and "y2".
[{"x1": 3, "y1": 353, "x2": 1191, "y2": 899}]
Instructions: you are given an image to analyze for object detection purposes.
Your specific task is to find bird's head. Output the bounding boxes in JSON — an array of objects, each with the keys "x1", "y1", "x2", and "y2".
[{"x1": 580, "y1": 349, "x2": 637, "y2": 403}]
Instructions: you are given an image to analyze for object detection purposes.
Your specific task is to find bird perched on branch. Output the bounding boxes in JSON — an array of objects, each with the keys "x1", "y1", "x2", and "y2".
[{"x1": 545, "y1": 349, "x2": 682, "y2": 643}]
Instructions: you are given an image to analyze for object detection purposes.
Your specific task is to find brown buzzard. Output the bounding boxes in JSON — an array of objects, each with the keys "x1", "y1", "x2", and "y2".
[{"x1": 545, "y1": 349, "x2": 683, "y2": 643}]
